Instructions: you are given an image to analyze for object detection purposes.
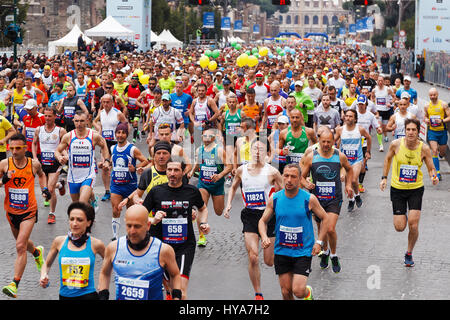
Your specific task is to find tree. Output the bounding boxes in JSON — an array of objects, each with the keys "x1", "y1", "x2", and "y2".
[{"x1": 0, "y1": 0, "x2": 28, "y2": 47}]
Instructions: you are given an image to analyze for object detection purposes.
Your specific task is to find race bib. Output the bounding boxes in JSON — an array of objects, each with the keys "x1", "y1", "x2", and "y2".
[
  {"x1": 72, "y1": 154, "x2": 91, "y2": 168},
  {"x1": 315, "y1": 181, "x2": 336, "y2": 200},
  {"x1": 200, "y1": 166, "x2": 217, "y2": 183},
  {"x1": 9, "y1": 188, "x2": 29, "y2": 209},
  {"x1": 41, "y1": 151, "x2": 55, "y2": 166},
  {"x1": 226, "y1": 122, "x2": 240, "y2": 135},
  {"x1": 279, "y1": 225, "x2": 303, "y2": 248},
  {"x1": 117, "y1": 277, "x2": 149, "y2": 300},
  {"x1": 128, "y1": 98, "x2": 138, "y2": 110},
  {"x1": 64, "y1": 106, "x2": 76, "y2": 118},
  {"x1": 430, "y1": 115, "x2": 441, "y2": 127},
  {"x1": 195, "y1": 114, "x2": 207, "y2": 122},
  {"x1": 287, "y1": 152, "x2": 304, "y2": 164},
  {"x1": 376, "y1": 97, "x2": 386, "y2": 106},
  {"x1": 25, "y1": 127, "x2": 36, "y2": 142},
  {"x1": 102, "y1": 129, "x2": 114, "y2": 141},
  {"x1": 342, "y1": 145, "x2": 358, "y2": 162},
  {"x1": 244, "y1": 190, "x2": 266, "y2": 208},
  {"x1": 399, "y1": 164, "x2": 418, "y2": 183},
  {"x1": 162, "y1": 218, "x2": 188, "y2": 244},
  {"x1": 267, "y1": 115, "x2": 277, "y2": 127},
  {"x1": 112, "y1": 167, "x2": 130, "y2": 184},
  {"x1": 61, "y1": 257, "x2": 90, "y2": 288}
]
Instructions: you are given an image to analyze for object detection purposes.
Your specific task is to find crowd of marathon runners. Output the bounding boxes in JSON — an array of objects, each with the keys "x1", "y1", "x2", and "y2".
[{"x1": 0, "y1": 43, "x2": 448, "y2": 300}]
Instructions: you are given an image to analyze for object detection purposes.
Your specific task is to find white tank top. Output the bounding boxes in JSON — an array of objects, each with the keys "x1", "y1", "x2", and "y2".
[
  {"x1": 193, "y1": 97, "x2": 211, "y2": 123},
  {"x1": 394, "y1": 112, "x2": 413, "y2": 139},
  {"x1": 68, "y1": 129, "x2": 96, "y2": 183},
  {"x1": 374, "y1": 86, "x2": 390, "y2": 111},
  {"x1": 38, "y1": 125, "x2": 61, "y2": 166},
  {"x1": 100, "y1": 108, "x2": 120, "y2": 141},
  {"x1": 241, "y1": 163, "x2": 274, "y2": 210}
]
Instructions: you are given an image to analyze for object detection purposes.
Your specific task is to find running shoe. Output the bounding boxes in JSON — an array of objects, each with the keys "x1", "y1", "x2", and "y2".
[
  {"x1": 319, "y1": 251, "x2": 330, "y2": 269},
  {"x1": 132, "y1": 138, "x2": 136, "y2": 143},
  {"x1": 165, "y1": 292, "x2": 173, "y2": 300},
  {"x1": 358, "y1": 184, "x2": 365, "y2": 193},
  {"x1": 43, "y1": 200, "x2": 50, "y2": 207},
  {"x1": 355, "y1": 195, "x2": 363, "y2": 208},
  {"x1": 141, "y1": 130, "x2": 146, "y2": 137},
  {"x1": 437, "y1": 173, "x2": 442, "y2": 181},
  {"x1": 58, "y1": 179, "x2": 66, "y2": 196},
  {"x1": 34, "y1": 246, "x2": 44, "y2": 272},
  {"x1": 47, "y1": 214, "x2": 56, "y2": 224},
  {"x1": 225, "y1": 174, "x2": 233, "y2": 187},
  {"x1": 379, "y1": 144, "x2": 384, "y2": 152},
  {"x1": 197, "y1": 234, "x2": 207, "y2": 247},
  {"x1": 347, "y1": 200, "x2": 355, "y2": 212},
  {"x1": 331, "y1": 256, "x2": 341, "y2": 273},
  {"x1": 384, "y1": 136, "x2": 388, "y2": 142},
  {"x1": 255, "y1": 293, "x2": 264, "y2": 300},
  {"x1": 2, "y1": 282, "x2": 17, "y2": 298},
  {"x1": 303, "y1": 285, "x2": 313, "y2": 300},
  {"x1": 404, "y1": 252, "x2": 415, "y2": 267},
  {"x1": 91, "y1": 195, "x2": 99, "y2": 213},
  {"x1": 101, "y1": 192, "x2": 111, "y2": 201}
]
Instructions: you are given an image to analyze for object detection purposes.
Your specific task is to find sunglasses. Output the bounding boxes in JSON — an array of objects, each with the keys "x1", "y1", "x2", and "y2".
[
  {"x1": 106, "y1": 86, "x2": 113, "y2": 89},
  {"x1": 10, "y1": 146, "x2": 26, "y2": 151},
  {"x1": 202, "y1": 134, "x2": 215, "y2": 138}
]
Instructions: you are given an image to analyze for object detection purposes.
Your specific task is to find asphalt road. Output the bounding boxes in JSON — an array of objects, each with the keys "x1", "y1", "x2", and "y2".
[{"x1": 0, "y1": 79, "x2": 448, "y2": 300}]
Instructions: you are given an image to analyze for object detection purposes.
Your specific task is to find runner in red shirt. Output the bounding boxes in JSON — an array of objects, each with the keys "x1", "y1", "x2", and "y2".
[{"x1": 22, "y1": 99, "x2": 45, "y2": 157}]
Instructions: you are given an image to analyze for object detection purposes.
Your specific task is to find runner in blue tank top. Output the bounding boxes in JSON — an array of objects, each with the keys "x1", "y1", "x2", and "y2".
[
  {"x1": 39, "y1": 202, "x2": 105, "y2": 300},
  {"x1": 301, "y1": 126, "x2": 354, "y2": 274},
  {"x1": 98, "y1": 205, "x2": 182, "y2": 300},
  {"x1": 259, "y1": 164, "x2": 330, "y2": 300}
]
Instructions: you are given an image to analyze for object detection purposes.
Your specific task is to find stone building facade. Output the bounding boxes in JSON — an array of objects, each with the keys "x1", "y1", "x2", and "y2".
[
  {"x1": 23, "y1": 0, "x2": 105, "y2": 46},
  {"x1": 275, "y1": 0, "x2": 350, "y2": 36}
]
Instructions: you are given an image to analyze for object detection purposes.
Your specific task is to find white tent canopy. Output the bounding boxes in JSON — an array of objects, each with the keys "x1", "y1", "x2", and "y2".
[
  {"x1": 84, "y1": 16, "x2": 134, "y2": 38},
  {"x1": 48, "y1": 24, "x2": 93, "y2": 57},
  {"x1": 158, "y1": 29, "x2": 182, "y2": 49}
]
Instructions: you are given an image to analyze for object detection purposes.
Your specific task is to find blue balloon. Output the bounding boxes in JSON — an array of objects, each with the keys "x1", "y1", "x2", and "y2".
[{"x1": 268, "y1": 53, "x2": 274, "y2": 59}]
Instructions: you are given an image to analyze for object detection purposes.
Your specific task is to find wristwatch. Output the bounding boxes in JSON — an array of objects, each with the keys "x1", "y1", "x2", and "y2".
[
  {"x1": 381, "y1": 176, "x2": 387, "y2": 180},
  {"x1": 315, "y1": 240, "x2": 323, "y2": 247}
]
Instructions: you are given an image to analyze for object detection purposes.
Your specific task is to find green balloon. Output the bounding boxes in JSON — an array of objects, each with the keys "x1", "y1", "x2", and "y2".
[
  {"x1": 245, "y1": 50, "x2": 251, "y2": 56},
  {"x1": 252, "y1": 48, "x2": 258, "y2": 54},
  {"x1": 204, "y1": 50, "x2": 212, "y2": 57},
  {"x1": 231, "y1": 41, "x2": 237, "y2": 47},
  {"x1": 279, "y1": 51, "x2": 285, "y2": 56},
  {"x1": 254, "y1": 53, "x2": 260, "y2": 58},
  {"x1": 212, "y1": 50, "x2": 220, "y2": 59},
  {"x1": 235, "y1": 44, "x2": 241, "y2": 50}
]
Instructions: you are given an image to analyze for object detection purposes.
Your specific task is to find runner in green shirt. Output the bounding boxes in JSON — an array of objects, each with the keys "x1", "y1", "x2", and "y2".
[{"x1": 291, "y1": 80, "x2": 315, "y2": 124}]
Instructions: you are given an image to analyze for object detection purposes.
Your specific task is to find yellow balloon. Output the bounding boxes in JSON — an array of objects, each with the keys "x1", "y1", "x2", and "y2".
[
  {"x1": 208, "y1": 60, "x2": 217, "y2": 71},
  {"x1": 259, "y1": 47, "x2": 269, "y2": 57},
  {"x1": 247, "y1": 55, "x2": 259, "y2": 68},
  {"x1": 139, "y1": 74, "x2": 149, "y2": 85},
  {"x1": 199, "y1": 55, "x2": 210, "y2": 69},
  {"x1": 238, "y1": 53, "x2": 249, "y2": 67},
  {"x1": 134, "y1": 68, "x2": 143, "y2": 77}
]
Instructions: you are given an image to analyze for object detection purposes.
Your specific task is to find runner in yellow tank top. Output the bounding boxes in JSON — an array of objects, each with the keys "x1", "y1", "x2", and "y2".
[
  {"x1": 380, "y1": 118, "x2": 439, "y2": 268},
  {"x1": 424, "y1": 88, "x2": 450, "y2": 181}
]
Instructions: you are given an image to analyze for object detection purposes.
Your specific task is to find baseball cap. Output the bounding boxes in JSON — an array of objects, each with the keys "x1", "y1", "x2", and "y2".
[
  {"x1": 153, "y1": 87, "x2": 162, "y2": 94},
  {"x1": 400, "y1": 91, "x2": 411, "y2": 99},
  {"x1": 237, "y1": 69, "x2": 245, "y2": 76},
  {"x1": 215, "y1": 72, "x2": 223, "y2": 77},
  {"x1": 24, "y1": 98, "x2": 38, "y2": 110},
  {"x1": 403, "y1": 75, "x2": 412, "y2": 82},
  {"x1": 44, "y1": 65, "x2": 51, "y2": 70},
  {"x1": 357, "y1": 95, "x2": 367, "y2": 104},
  {"x1": 223, "y1": 78, "x2": 231, "y2": 85},
  {"x1": 255, "y1": 72, "x2": 264, "y2": 78},
  {"x1": 295, "y1": 80, "x2": 303, "y2": 87},
  {"x1": 277, "y1": 115, "x2": 289, "y2": 124},
  {"x1": 34, "y1": 72, "x2": 41, "y2": 79},
  {"x1": 162, "y1": 93, "x2": 171, "y2": 101}
]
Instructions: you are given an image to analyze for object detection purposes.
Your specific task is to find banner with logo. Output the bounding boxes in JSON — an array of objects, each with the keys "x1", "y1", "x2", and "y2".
[
  {"x1": 366, "y1": 16, "x2": 374, "y2": 32},
  {"x1": 349, "y1": 24, "x2": 356, "y2": 35},
  {"x1": 221, "y1": 17, "x2": 231, "y2": 30},
  {"x1": 234, "y1": 20, "x2": 243, "y2": 32},
  {"x1": 203, "y1": 12, "x2": 215, "y2": 29},
  {"x1": 416, "y1": 0, "x2": 450, "y2": 53},
  {"x1": 253, "y1": 24, "x2": 260, "y2": 34},
  {"x1": 106, "y1": 0, "x2": 151, "y2": 51},
  {"x1": 339, "y1": 27, "x2": 346, "y2": 36}
]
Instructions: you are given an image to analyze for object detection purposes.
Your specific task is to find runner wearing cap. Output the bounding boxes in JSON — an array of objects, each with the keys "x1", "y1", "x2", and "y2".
[
  {"x1": 123, "y1": 75, "x2": 145, "y2": 143},
  {"x1": 249, "y1": 73, "x2": 270, "y2": 106},
  {"x1": 148, "y1": 93, "x2": 184, "y2": 147},
  {"x1": 262, "y1": 82, "x2": 286, "y2": 135},
  {"x1": 290, "y1": 81, "x2": 315, "y2": 127},
  {"x1": 268, "y1": 115, "x2": 289, "y2": 173},
  {"x1": 22, "y1": 99, "x2": 46, "y2": 158},
  {"x1": 395, "y1": 76, "x2": 417, "y2": 105},
  {"x1": 373, "y1": 76, "x2": 395, "y2": 152}
]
